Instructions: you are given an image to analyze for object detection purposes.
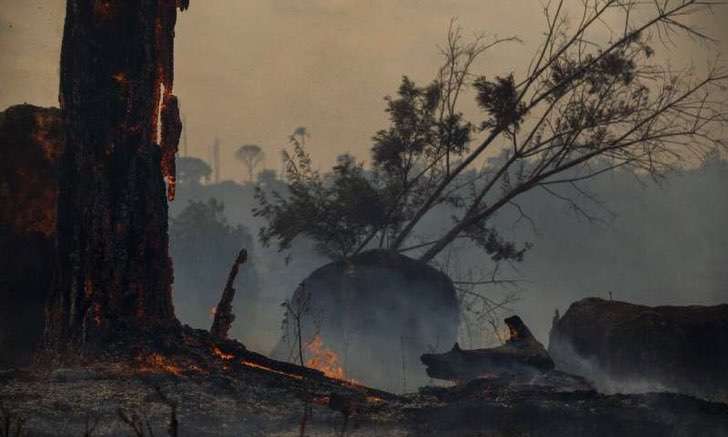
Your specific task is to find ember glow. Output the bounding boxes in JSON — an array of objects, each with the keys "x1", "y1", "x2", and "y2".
[
  {"x1": 138, "y1": 353, "x2": 183, "y2": 376},
  {"x1": 212, "y1": 345, "x2": 234, "y2": 361},
  {"x1": 366, "y1": 396, "x2": 384, "y2": 404},
  {"x1": 240, "y1": 360, "x2": 303, "y2": 380}
]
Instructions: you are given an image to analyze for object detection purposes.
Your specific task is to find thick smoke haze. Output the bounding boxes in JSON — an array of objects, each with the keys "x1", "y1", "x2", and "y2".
[
  {"x1": 487, "y1": 158, "x2": 728, "y2": 344},
  {"x1": 168, "y1": 155, "x2": 728, "y2": 369}
]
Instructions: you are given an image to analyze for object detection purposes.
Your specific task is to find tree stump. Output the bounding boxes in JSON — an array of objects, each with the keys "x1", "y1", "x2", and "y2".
[{"x1": 45, "y1": 0, "x2": 189, "y2": 349}]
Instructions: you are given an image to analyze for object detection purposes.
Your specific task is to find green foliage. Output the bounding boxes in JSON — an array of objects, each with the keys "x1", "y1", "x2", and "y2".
[
  {"x1": 254, "y1": 76, "x2": 529, "y2": 263},
  {"x1": 255, "y1": 135, "x2": 394, "y2": 259},
  {"x1": 473, "y1": 74, "x2": 525, "y2": 133},
  {"x1": 254, "y1": 3, "x2": 727, "y2": 265},
  {"x1": 372, "y1": 76, "x2": 471, "y2": 182},
  {"x1": 235, "y1": 144, "x2": 265, "y2": 182},
  {"x1": 256, "y1": 169, "x2": 279, "y2": 187},
  {"x1": 462, "y1": 220, "x2": 532, "y2": 262}
]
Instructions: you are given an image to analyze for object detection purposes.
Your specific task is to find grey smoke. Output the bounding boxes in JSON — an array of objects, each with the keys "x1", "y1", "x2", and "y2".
[{"x1": 168, "y1": 155, "x2": 728, "y2": 389}]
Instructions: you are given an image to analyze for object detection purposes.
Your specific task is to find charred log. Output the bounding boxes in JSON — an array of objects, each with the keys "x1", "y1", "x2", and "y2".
[
  {"x1": 0, "y1": 105, "x2": 63, "y2": 366},
  {"x1": 210, "y1": 249, "x2": 247, "y2": 340},
  {"x1": 421, "y1": 315, "x2": 554, "y2": 381},
  {"x1": 45, "y1": 0, "x2": 189, "y2": 349},
  {"x1": 549, "y1": 297, "x2": 728, "y2": 401}
]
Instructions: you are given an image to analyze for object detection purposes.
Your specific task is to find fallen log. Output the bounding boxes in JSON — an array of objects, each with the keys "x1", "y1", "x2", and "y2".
[{"x1": 421, "y1": 315, "x2": 554, "y2": 381}]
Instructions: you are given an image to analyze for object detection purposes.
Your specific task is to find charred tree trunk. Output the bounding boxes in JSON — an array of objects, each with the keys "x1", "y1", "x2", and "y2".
[
  {"x1": 210, "y1": 249, "x2": 248, "y2": 340},
  {"x1": 45, "y1": 0, "x2": 189, "y2": 349}
]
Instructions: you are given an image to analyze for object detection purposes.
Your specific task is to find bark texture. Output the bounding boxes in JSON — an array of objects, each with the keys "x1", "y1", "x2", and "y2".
[
  {"x1": 0, "y1": 105, "x2": 63, "y2": 365},
  {"x1": 46, "y1": 0, "x2": 189, "y2": 347}
]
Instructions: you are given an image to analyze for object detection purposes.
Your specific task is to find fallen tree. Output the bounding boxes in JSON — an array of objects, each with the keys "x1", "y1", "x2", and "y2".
[
  {"x1": 421, "y1": 315, "x2": 555, "y2": 381},
  {"x1": 549, "y1": 297, "x2": 728, "y2": 401}
]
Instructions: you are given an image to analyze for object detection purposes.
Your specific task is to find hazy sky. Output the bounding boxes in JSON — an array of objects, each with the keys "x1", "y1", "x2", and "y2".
[{"x1": 2, "y1": 1, "x2": 726, "y2": 181}]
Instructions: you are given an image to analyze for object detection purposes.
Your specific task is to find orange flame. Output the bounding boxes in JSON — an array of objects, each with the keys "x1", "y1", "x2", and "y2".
[
  {"x1": 212, "y1": 346, "x2": 234, "y2": 361},
  {"x1": 305, "y1": 335, "x2": 353, "y2": 382},
  {"x1": 112, "y1": 72, "x2": 128, "y2": 84}
]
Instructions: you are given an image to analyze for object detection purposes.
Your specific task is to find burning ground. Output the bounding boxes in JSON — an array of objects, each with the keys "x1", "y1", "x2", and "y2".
[{"x1": 2, "y1": 321, "x2": 728, "y2": 437}]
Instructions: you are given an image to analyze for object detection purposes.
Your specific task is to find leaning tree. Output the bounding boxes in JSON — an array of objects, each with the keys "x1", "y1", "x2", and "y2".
[
  {"x1": 259, "y1": 0, "x2": 728, "y2": 277},
  {"x1": 45, "y1": 0, "x2": 190, "y2": 349},
  {"x1": 257, "y1": 0, "x2": 727, "y2": 390}
]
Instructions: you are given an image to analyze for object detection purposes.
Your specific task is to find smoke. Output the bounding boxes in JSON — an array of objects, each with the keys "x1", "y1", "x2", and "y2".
[
  {"x1": 268, "y1": 250, "x2": 460, "y2": 393},
  {"x1": 495, "y1": 157, "x2": 728, "y2": 345},
  {"x1": 168, "y1": 174, "x2": 329, "y2": 353},
  {"x1": 168, "y1": 155, "x2": 728, "y2": 391},
  {"x1": 550, "y1": 336, "x2": 677, "y2": 396},
  {"x1": 4, "y1": 0, "x2": 726, "y2": 182}
]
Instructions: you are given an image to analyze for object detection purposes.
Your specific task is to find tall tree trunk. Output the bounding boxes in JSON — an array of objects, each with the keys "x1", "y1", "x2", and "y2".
[{"x1": 45, "y1": 0, "x2": 189, "y2": 348}]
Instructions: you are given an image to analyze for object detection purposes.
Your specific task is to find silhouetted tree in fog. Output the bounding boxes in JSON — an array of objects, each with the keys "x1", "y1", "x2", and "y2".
[
  {"x1": 256, "y1": 135, "x2": 395, "y2": 259},
  {"x1": 235, "y1": 144, "x2": 265, "y2": 182},
  {"x1": 176, "y1": 157, "x2": 212, "y2": 186}
]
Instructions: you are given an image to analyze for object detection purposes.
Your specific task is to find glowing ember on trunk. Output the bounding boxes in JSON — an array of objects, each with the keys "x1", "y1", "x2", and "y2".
[{"x1": 212, "y1": 346, "x2": 234, "y2": 361}]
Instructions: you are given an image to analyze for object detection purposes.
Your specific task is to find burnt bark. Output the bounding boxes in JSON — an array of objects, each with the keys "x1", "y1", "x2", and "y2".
[
  {"x1": 210, "y1": 249, "x2": 248, "y2": 340},
  {"x1": 45, "y1": 0, "x2": 189, "y2": 348},
  {"x1": 420, "y1": 316, "x2": 555, "y2": 381},
  {"x1": 0, "y1": 105, "x2": 64, "y2": 365}
]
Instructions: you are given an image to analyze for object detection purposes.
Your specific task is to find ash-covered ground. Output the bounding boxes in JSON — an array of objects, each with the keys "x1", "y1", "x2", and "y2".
[{"x1": 3, "y1": 360, "x2": 728, "y2": 436}]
